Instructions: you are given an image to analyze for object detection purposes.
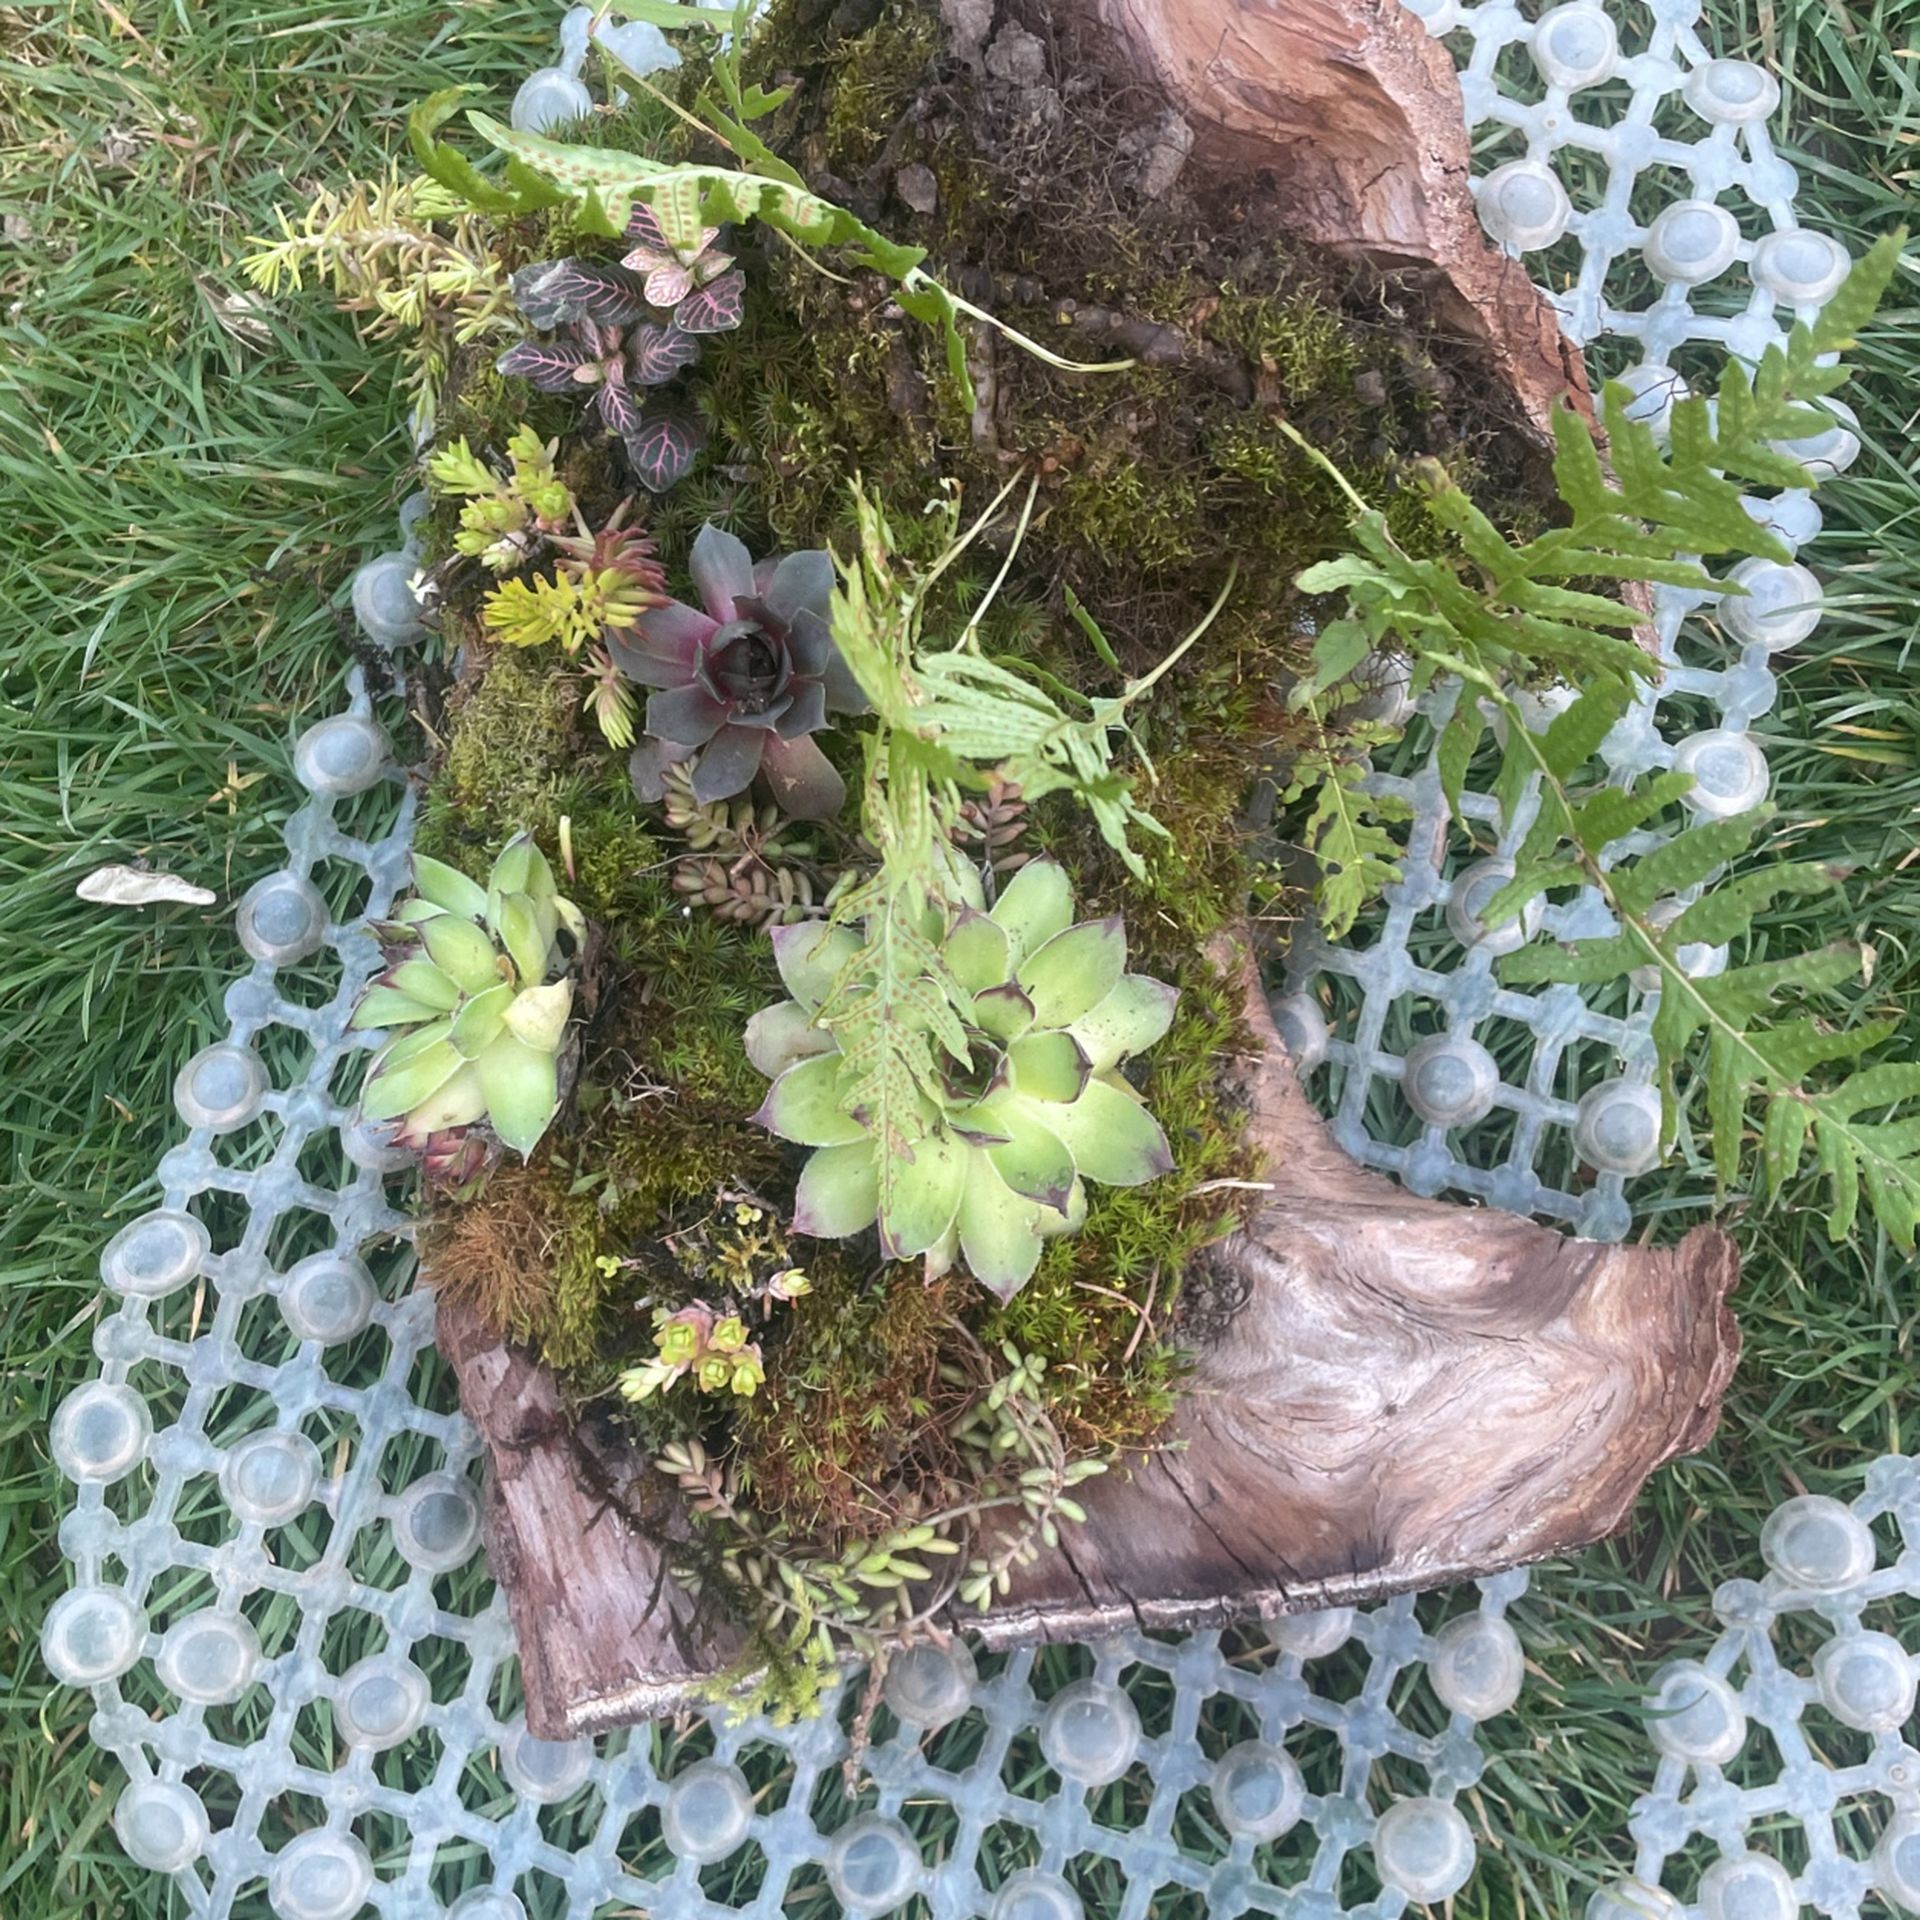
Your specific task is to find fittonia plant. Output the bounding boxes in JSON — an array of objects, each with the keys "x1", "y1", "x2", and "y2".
[
  {"x1": 746, "y1": 859, "x2": 1178, "y2": 1299},
  {"x1": 353, "y1": 835, "x2": 585, "y2": 1167}
]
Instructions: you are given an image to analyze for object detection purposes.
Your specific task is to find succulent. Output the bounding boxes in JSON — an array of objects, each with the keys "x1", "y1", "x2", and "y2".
[
  {"x1": 616, "y1": 522, "x2": 865, "y2": 821},
  {"x1": 482, "y1": 499, "x2": 668, "y2": 654},
  {"x1": 426, "y1": 427, "x2": 574, "y2": 573},
  {"x1": 618, "y1": 205, "x2": 745, "y2": 333},
  {"x1": 351, "y1": 835, "x2": 585, "y2": 1160},
  {"x1": 746, "y1": 860, "x2": 1179, "y2": 1299},
  {"x1": 619, "y1": 1302, "x2": 765, "y2": 1402}
]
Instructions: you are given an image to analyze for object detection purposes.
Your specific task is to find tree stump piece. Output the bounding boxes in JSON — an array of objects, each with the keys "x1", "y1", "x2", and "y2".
[{"x1": 1070, "y1": 0, "x2": 1591, "y2": 436}]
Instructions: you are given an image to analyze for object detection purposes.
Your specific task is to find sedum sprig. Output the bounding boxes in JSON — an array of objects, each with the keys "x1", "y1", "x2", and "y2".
[{"x1": 243, "y1": 169, "x2": 518, "y2": 432}]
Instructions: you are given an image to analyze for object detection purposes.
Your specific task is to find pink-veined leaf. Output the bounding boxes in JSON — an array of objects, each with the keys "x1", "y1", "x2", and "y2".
[
  {"x1": 642, "y1": 261, "x2": 694, "y2": 309},
  {"x1": 496, "y1": 338, "x2": 598, "y2": 393},
  {"x1": 631, "y1": 324, "x2": 703, "y2": 386},
  {"x1": 623, "y1": 403, "x2": 707, "y2": 493},
  {"x1": 624, "y1": 202, "x2": 669, "y2": 253},
  {"x1": 674, "y1": 270, "x2": 745, "y2": 335},
  {"x1": 521, "y1": 257, "x2": 652, "y2": 327},
  {"x1": 549, "y1": 259, "x2": 652, "y2": 326},
  {"x1": 596, "y1": 376, "x2": 644, "y2": 441}
]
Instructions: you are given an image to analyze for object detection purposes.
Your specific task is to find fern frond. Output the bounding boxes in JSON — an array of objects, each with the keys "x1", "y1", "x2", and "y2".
[
  {"x1": 1281, "y1": 694, "x2": 1412, "y2": 940},
  {"x1": 1484, "y1": 676, "x2": 1920, "y2": 1248}
]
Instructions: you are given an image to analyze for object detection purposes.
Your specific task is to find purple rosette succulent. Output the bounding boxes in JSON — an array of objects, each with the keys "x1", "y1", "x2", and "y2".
[{"x1": 613, "y1": 523, "x2": 865, "y2": 821}]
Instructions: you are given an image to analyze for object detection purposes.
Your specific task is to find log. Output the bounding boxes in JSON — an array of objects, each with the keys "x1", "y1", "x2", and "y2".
[
  {"x1": 435, "y1": 1304, "x2": 746, "y2": 1726},
  {"x1": 1065, "y1": 0, "x2": 1591, "y2": 436},
  {"x1": 439, "y1": 939, "x2": 1739, "y2": 1738}
]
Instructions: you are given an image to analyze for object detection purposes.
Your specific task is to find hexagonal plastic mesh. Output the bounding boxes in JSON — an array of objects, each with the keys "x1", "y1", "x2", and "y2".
[
  {"x1": 1585, "y1": 1459, "x2": 1920, "y2": 1920},
  {"x1": 48, "y1": 4, "x2": 1845, "y2": 1913},
  {"x1": 1277, "y1": 0, "x2": 1858, "y2": 1241}
]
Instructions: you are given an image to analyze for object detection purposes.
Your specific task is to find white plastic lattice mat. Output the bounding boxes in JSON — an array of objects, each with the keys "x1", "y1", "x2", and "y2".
[
  {"x1": 1590, "y1": 1462, "x2": 1920, "y2": 1920},
  {"x1": 45, "y1": 501, "x2": 1535, "y2": 1920},
  {"x1": 44, "y1": 3, "x2": 1853, "y2": 1916}
]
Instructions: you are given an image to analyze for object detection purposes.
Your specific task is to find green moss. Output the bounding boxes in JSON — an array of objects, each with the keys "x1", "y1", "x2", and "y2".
[
  {"x1": 729, "y1": 1263, "x2": 958, "y2": 1534},
  {"x1": 417, "y1": 647, "x2": 579, "y2": 860},
  {"x1": 822, "y1": 10, "x2": 941, "y2": 166},
  {"x1": 1210, "y1": 279, "x2": 1363, "y2": 392},
  {"x1": 1045, "y1": 451, "x2": 1204, "y2": 573}
]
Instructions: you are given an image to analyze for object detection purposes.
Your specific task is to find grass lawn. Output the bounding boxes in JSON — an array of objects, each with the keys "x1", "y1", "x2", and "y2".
[{"x1": 2, "y1": 0, "x2": 1917, "y2": 1915}]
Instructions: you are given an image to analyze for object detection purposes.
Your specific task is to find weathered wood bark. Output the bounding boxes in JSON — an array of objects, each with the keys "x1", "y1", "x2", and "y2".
[
  {"x1": 1068, "y1": 0, "x2": 1590, "y2": 436},
  {"x1": 436, "y1": 1304, "x2": 746, "y2": 1726},
  {"x1": 429, "y1": 0, "x2": 1723, "y2": 1737},
  {"x1": 440, "y1": 940, "x2": 1739, "y2": 1739}
]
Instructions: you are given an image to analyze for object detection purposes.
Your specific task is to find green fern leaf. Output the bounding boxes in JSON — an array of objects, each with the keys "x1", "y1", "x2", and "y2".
[
  {"x1": 1436, "y1": 698, "x2": 1483, "y2": 822},
  {"x1": 1572, "y1": 772, "x2": 1697, "y2": 855},
  {"x1": 1697, "y1": 945, "x2": 1861, "y2": 1026},
  {"x1": 1499, "y1": 935, "x2": 1641, "y2": 986},
  {"x1": 1817, "y1": 1120, "x2": 1863, "y2": 1238},
  {"x1": 1293, "y1": 762, "x2": 1410, "y2": 941}
]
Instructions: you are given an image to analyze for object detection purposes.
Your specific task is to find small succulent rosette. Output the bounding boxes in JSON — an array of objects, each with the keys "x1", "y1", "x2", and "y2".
[
  {"x1": 614, "y1": 521, "x2": 866, "y2": 821},
  {"x1": 351, "y1": 835, "x2": 585, "y2": 1164},
  {"x1": 747, "y1": 860, "x2": 1179, "y2": 1298}
]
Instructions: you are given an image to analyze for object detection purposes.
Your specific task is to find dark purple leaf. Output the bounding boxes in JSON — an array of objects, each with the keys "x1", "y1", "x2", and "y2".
[
  {"x1": 596, "y1": 376, "x2": 643, "y2": 442},
  {"x1": 511, "y1": 257, "x2": 651, "y2": 328},
  {"x1": 497, "y1": 339, "x2": 597, "y2": 393},
  {"x1": 623, "y1": 403, "x2": 708, "y2": 494},
  {"x1": 631, "y1": 324, "x2": 703, "y2": 386},
  {"x1": 673, "y1": 269, "x2": 746, "y2": 336}
]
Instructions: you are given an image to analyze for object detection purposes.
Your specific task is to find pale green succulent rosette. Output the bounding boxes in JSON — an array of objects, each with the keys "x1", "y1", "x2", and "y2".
[
  {"x1": 748, "y1": 859, "x2": 1179, "y2": 1300},
  {"x1": 351, "y1": 833, "x2": 586, "y2": 1157}
]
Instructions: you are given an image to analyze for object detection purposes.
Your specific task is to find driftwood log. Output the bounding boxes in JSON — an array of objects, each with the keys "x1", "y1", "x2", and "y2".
[
  {"x1": 432, "y1": 0, "x2": 1732, "y2": 1737},
  {"x1": 440, "y1": 944, "x2": 1739, "y2": 1738}
]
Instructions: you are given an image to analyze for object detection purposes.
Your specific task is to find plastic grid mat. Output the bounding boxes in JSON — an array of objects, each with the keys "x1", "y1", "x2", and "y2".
[
  {"x1": 1275, "y1": 0, "x2": 1860, "y2": 1241},
  {"x1": 1590, "y1": 1460, "x2": 1920, "y2": 1920},
  {"x1": 44, "y1": 505, "x2": 1535, "y2": 1920},
  {"x1": 41, "y1": 3, "x2": 1851, "y2": 1916}
]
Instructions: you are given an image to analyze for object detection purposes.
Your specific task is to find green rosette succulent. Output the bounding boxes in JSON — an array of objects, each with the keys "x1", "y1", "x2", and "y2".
[
  {"x1": 351, "y1": 834, "x2": 585, "y2": 1158},
  {"x1": 747, "y1": 859, "x2": 1178, "y2": 1299}
]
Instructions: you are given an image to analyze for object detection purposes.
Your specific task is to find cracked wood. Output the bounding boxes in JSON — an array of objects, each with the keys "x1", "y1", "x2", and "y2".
[{"x1": 1070, "y1": 0, "x2": 1592, "y2": 437}]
